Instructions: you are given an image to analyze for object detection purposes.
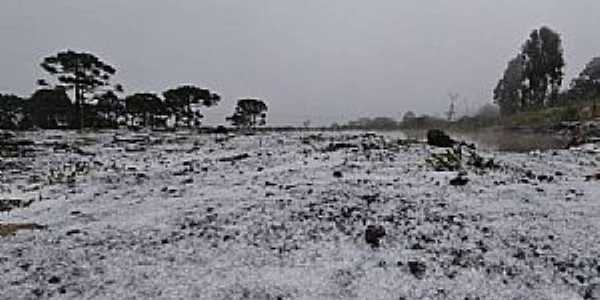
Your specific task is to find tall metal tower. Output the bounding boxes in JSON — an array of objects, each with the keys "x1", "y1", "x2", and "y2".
[{"x1": 446, "y1": 93, "x2": 459, "y2": 121}]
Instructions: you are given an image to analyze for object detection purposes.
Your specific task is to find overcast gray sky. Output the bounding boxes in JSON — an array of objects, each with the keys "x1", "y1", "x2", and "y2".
[{"x1": 1, "y1": 1, "x2": 600, "y2": 125}]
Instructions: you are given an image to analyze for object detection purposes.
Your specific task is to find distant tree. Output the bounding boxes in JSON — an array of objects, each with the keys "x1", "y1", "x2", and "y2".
[
  {"x1": 344, "y1": 117, "x2": 398, "y2": 130},
  {"x1": 163, "y1": 85, "x2": 220, "y2": 128},
  {"x1": 28, "y1": 88, "x2": 74, "y2": 129},
  {"x1": 95, "y1": 91, "x2": 124, "y2": 127},
  {"x1": 474, "y1": 103, "x2": 500, "y2": 120},
  {"x1": 402, "y1": 111, "x2": 416, "y2": 123},
  {"x1": 493, "y1": 26, "x2": 564, "y2": 114},
  {"x1": 39, "y1": 50, "x2": 121, "y2": 128},
  {"x1": 347, "y1": 117, "x2": 372, "y2": 128},
  {"x1": 125, "y1": 93, "x2": 163, "y2": 127},
  {"x1": 225, "y1": 112, "x2": 247, "y2": 128},
  {"x1": 521, "y1": 26, "x2": 565, "y2": 107},
  {"x1": 369, "y1": 117, "x2": 396, "y2": 129},
  {"x1": 0, "y1": 94, "x2": 26, "y2": 129},
  {"x1": 400, "y1": 113, "x2": 447, "y2": 130},
  {"x1": 494, "y1": 55, "x2": 526, "y2": 115},
  {"x1": 569, "y1": 57, "x2": 600, "y2": 100},
  {"x1": 303, "y1": 119, "x2": 311, "y2": 128},
  {"x1": 226, "y1": 98, "x2": 268, "y2": 129}
]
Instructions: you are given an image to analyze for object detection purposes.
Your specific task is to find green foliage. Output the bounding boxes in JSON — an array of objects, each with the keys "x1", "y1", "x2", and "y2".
[
  {"x1": 40, "y1": 50, "x2": 119, "y2": 104},
  {"x1": 499, "y1": 102, "x2": 600, "y2": 128},
  {"x1": 28, "y1": 88, "x2": 75, "y2": 129},
  {"x1": 47, "y1": 162, "x2": 91, "y2": 186},
  {"x1": 426, "y1": 147, "x2": 497, "y2": 172},
  {"x1": 427, "y1": 148, "x2": 463, "y2": 171},
  {"x1": 559, "y1": 106, "x2": 580, "y2": 122},
  {"x1": 94, "y1": 91, "x2": 125, "y2": 128},
  {"x1": 569, "y1": 57, "x2": 600, "y2": 100},
  {"x1": 522, "y1": 27, "x2": 565, "y2": 107},
  {"x1": 226, "y1": 98, "x2": 268, "y2": 129},
  {"x1": 494, "y1": 56, "x2": 526, "y2": 115},
  {"x1": 494, "y1": 26, "x2": 565, "y2": 115},
  {"x1": 0, "y1": 94, "x2": 26, "y2": 129},
  {"x1": 163, "y1": 85, "x2": 220, "y2": 128},
  {"x1": 125, "y1": 93, "x2": 164, "y2": 127},
  {"x1": 39, "y1": 50, "x2": 122, "y2": 129}
]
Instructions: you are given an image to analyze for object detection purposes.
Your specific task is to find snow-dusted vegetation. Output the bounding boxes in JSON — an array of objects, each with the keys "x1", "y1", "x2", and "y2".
[{"x1": 1, "y1": 130, "x2": 600, "y2": 299}]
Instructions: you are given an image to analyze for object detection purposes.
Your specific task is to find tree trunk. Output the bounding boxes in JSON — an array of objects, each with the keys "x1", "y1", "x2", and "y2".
[
  {"x1": 75, "y1": 60, "x2": 84, "y2": 130},
  {"x1": 187, "y1": 103, "x2": 192, "y2": 128}
]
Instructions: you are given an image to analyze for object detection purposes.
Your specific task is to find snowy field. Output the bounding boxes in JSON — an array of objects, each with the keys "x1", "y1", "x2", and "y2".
[{"x1": 1, "y1": 130, "x2": 600, "y2": 299}]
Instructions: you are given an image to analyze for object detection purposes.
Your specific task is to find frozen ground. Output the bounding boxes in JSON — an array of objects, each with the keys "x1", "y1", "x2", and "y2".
[{"x1": 1, "y1": 130, "x2": 600, "y2": 299}]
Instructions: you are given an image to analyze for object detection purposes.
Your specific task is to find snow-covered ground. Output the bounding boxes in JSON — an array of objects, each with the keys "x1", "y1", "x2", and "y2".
[{"x1": 1, "y1": 130, "x2": 599, "y2": 299}]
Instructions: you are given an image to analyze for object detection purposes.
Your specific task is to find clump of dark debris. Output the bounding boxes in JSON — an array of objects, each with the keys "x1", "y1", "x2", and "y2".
[
  {"x1": 427, "y1": 129, "x2": 456, "y2": 148},
  {"x1": 365, "y1": 224, "x2": 385, "y2": 248}
]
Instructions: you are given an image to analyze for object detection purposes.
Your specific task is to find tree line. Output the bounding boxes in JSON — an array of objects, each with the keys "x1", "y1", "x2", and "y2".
[
  {"x1": 494, "y1": 26, "x2": 600, "y2": 116},
  {"x1": 0, "y1": 50, "x2": 268, "y2": 130}
]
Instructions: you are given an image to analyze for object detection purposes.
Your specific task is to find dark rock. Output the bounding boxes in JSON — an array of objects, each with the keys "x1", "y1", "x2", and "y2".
[
  {"x1": 136, "y1": 173, "x2": 149, "y2": 180},
  {"x1": 324, "y1": 143, "x2": 359, "y2": 152},
  {"x1": 19, "y1": 262, "x2": 31, "y2": 271},
  {"x1": 48, "y1": 276, "x2": 61, "y2": 284},
  {"x1": 124, "y1": 146, "x2": 147, "y2": 153},
  {"x1": 427, "y1": 129, "x2": 456, "y2": 148},
  {"x1": 361, "y1": 194, "x2": 379, "y2": 205},
  {"x1": 586, "y1": 173, "x2": 600, "y2": 181},
  {"x1": 32, "y1": 288, "x2": 44, "y2": 297},
  {"x1": 365, "y1": 225, "x2": 386, "y2": 248},
  {"x1": 513, "y1": 249, "x2": 526, "y2": 260},
  {"x1": 410, "y1": 243, "x2": 425, "y2": 250},
  {"x1": 218, "y1": 153, "x2": 250, "y2": 162},
  {"x1": 584, "y1": 284, "x2": 600, "y2": 300},
  {"x1": 212, "y1": 126, "x2": 229, "y2": 134},
  {"x1": 525, "y1": 170, "x2": 535, "y2": 179},
  {"x1": 73, "y1": 147, "x2": 95, "y2": 156},
  {"x1": 65, "y1": 229, "x2": 82, "y2": 236},
  {"x1": 0, "y1": 198, "x2": 34, "y2": 212},
  {"x1": 333, "y1": 171, "x2": 343, "y2": 178},
  {"x1": 407, "y1": 260, "x2": 426, "y2": 279},
  {"x1": 450, "y1": 174, "x2": 469, "y2": 186}
]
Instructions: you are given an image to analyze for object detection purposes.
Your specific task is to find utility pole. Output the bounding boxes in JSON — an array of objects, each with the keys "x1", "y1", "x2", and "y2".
[{"x1": 446, "y1": 93, "x2": 459, "y2": 121}]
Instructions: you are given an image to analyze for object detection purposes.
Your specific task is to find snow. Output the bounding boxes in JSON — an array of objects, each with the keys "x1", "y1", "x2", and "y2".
[{"x1": 1, "y1": 130, "x2": 600, "y2": 299}]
